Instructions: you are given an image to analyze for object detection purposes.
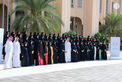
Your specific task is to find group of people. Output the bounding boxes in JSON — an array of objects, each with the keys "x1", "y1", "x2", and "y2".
[{"x1": 3, "y1": 31, "x2": 107, "y2": 69}]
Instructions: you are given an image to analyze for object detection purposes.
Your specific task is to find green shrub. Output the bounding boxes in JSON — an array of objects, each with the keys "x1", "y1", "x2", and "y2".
[
  {"x1": 120, "y1": 46, "x2": 122, "y2": 50},
  {"x1": 63, "y1": 30, "x2": 76, "y2": 36},
  {"x1": 94, "y1": 32, "x2": 108, "y2": 43}
]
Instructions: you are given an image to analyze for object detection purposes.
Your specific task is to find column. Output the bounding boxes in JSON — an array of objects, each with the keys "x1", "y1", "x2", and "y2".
[
  {"x1": 83, "y1": 0, "x2": 100, "y2": 37},
  {"x1": 120, "y1": 0, "x2": 122, "y2": 14},
  {"x1": 61, "y1": 0, "x2": 71, "y2": 34}
]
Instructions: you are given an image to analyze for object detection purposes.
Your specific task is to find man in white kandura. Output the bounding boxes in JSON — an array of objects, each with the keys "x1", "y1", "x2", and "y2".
[
  {"x1": 65, "y1": 38, "x2": 71, "y2": 63},
  {"x1": 4, "y1": 36, "x2": 13, "y2": 69},
  {"x1": 13, "y1": 37, "x2": 21, "y2": 68}
]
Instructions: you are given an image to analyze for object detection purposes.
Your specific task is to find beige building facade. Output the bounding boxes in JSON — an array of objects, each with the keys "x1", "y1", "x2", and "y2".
[{"x1": 0, "y1": 0, "x2": 122, "y2": 37}]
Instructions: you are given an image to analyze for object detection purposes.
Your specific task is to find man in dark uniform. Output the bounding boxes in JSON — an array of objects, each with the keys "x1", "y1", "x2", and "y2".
[
  {"x1": 34, "y1": 35, "x2": 40, "y2": 65},
  {"x1": 59, "y1": 39, "x2": 65, "y2": 63},
  {"x1": 84, "y1": 42, "x2": 89, "y2": 60},
  {"x1": 21, "y1": 42, "x2": 29, "y2": 67},
  {"x1": 77, "y1": 41, "x2": 81, "y2": 61},
  {"x1": 80, "y1": 42, "x2": 85, "y2": 61},
  {"x1": 89, "y1": 42, "x2": 94, "y2": 60},
  {"x1": 48, "y1": 42, "x2": 52, "y2": 64},
  {"x1": 101, "y1": 42, "x2": 107, "y2": 60},
  {"x1": 52, "y1": 41, "x2": 58, "y2": 63},
  {"x1": 28, "y1": 40, "x2": 35, "y2": 66},
  {"x1": 71, "y1": 42, "x2": 78, "y2": 62}
]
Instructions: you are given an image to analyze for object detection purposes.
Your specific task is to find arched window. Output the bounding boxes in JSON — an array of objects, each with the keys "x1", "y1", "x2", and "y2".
[
  {"x1": 106, "y1": 0, "x2": 108, "y2": 15},
  {"x1": 111, "y1": 2, "x2": 114, "y2": 12},
  {"x1": 100, "y1": 0, "x2": 102, "y2": 13},
  {"x1": 70, "y1": 17, "x2": 83, "y2": 36}
]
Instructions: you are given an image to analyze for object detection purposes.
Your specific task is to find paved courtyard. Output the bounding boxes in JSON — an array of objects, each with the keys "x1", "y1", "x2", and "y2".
[
  {"x1": 0, "y1": 51, "x2": 122, "y2": 82},
  {"x1": 0, "y1": 60, "x2": 122, "y2": 82}
]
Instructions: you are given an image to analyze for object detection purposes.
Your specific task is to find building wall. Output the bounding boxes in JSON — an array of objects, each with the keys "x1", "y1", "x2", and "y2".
[
  {"x1": 51, "y1": 0, "x2": 71, "y2": 34},
  {"x1": 71, "y1": 0, "x2": 83, "y2": 20},
  {"x1": 70, "y1": 0, "x2": 83, "y2": 36},
  {"x1": 99, "y1": 0, "x2": 122, "y2": 24},
  {"x1": 0, "y1": 0, "x2": 122, "y2": 36},
  {"x1": 83, "y1": 0, "x2": 100, "y2": 37},
  {"x1": 99, "y1": 0, "x2": 113, "y2": 24},
  {"x1": 99, "y1": 0, "x2": 107, "y2": 24},
  {"x1": 61, "y1": 0, "x2": 71, "y2": 34}
]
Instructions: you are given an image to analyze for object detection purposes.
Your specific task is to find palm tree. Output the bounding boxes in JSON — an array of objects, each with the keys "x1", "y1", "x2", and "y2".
[
  {"x1": 10, "y1": 0, "x2": 64, "y2": 33},
  {"x1": 100, "y1": 12, "x2": 122, "y2": 37}
]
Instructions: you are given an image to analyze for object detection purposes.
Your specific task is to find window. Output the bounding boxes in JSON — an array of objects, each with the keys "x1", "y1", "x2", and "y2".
[
  {"x1": 111, "y1": 2, "x2": 114, "y2": 12},
  {"x1": 100, "y1": 0, "x2": 102, "y2": 13},
  {"x1": 71, "y1": 0, "x2": 74, "y2": 8},
  {"x1": 77, "y1": 0, "x2": 83, "y2": 8},
  {"x1": 106, "y1": 0, "x2": 108, "y2": 15},
  {"x1": 70, "y1": 17, "x2": 74, "y2": 30}
]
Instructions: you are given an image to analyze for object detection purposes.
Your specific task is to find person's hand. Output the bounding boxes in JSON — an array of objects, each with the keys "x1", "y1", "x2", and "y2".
[
  {"x1": 81, "y1": 50, "x2": 84, "y2": 52},
  {"x1": 73, "y1": 50, "x2": 76, "y2": 52},
  {"x1": 32, "y1": 51, "x2": 34, "y2": 54}
]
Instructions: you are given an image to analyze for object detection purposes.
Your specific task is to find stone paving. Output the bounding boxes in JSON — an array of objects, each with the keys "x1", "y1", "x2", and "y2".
[
  {"x1": 0, "y1": 62, "x2": 122, "y2": 82},
  {"x1": 0, "y1": 51, "x2": 122, "y2": 82}
]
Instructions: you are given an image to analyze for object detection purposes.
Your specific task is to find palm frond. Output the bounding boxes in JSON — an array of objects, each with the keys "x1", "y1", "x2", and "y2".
[{"x1": 10, "y1": 0, "x2": 64, "y2": 33}]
